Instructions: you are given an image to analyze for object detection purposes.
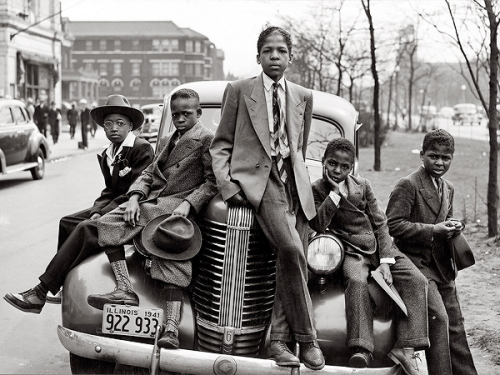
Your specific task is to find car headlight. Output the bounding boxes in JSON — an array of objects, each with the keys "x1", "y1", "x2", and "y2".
[{"x1": 307, "y1": 232, "x2": 344, "y2": 275}]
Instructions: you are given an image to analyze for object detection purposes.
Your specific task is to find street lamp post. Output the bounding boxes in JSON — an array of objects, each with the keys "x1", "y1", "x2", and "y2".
[{"x1": 461, "y1": 84, "x2": 467, "y2": 103}]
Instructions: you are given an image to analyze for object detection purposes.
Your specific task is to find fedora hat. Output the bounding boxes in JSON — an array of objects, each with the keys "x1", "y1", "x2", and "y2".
[
  {"x1": 90, "y1": 95, "x2": 144, "y2": 130},
  {"x1": 138, "y1": 215, "x2": 202, "y2": 261}
]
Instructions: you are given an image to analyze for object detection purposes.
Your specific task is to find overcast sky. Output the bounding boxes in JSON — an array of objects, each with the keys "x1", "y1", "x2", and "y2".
[{"x1": 59, "y1": 0, "x2": 452, "y2": 78}]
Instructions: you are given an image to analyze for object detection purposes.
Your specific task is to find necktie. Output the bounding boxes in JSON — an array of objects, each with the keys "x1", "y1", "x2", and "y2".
[
  {"x1": 436, "y1": 178, "x2": 443, "y2": 198},
  {"x1": 272, "y1": 83, "x2": 287, "y2": 183}
]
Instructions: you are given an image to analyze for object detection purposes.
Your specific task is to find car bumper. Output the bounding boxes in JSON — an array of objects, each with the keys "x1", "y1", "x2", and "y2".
[{"x1": 58, "y1": 326, "x2": 402, "y2": 375}]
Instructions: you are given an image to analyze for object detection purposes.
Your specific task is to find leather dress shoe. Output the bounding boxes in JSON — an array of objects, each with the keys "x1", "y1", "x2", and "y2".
[
  {"x1": 4, "y1": 289, "x2": 46, "y2": 314},
  {"x1": 300, "y1": 340, "x2": 325, "y2": 370},
  {"x1": 349, "y1": 349, "x2": 372, "y2": 368},
  {"x1": 158, "y1": 331, "x2": 179, "y2": 349},
  {"x1": 87, "y1": 289, "x2": 139, "y2": 310},
  {"x1": 388, "y1": 348, "x2": 421, "y2": 375},
  {"x1": 268, "y1": 340, "x2": 300, "y2": 367}
]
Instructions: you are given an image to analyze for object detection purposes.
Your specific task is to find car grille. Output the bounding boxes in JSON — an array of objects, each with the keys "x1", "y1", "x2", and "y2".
[{"x1": 194, "y1": 205, "x2": 276, "y2": 356}]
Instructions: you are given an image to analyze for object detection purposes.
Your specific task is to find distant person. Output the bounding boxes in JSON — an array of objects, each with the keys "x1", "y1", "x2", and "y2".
[
  {"x1": 386, "y1": 129, "x2": 477, "y2": 375},
  {"x1": 90, "y1": 101, "x2": 98, "y2": 137},
  {"x1": 79, "y1": 98, "x2": 90, "y2": 149},
  {"x1": 4, "y1": 95, "x2": 154, "y2": 312},
  {"x1": 310, "y1": 138, "x2": 429, "y2": 375},
  {"x1": 26, "y1": 97, "x2": 35, "y2": 120},
  {"x1": 48, "y1": 102, "x2": 61, "y2": 144},
  {"x1": 209, "y1": 26, "x2": 324, "y2": 370},
  {"x1": 34, "y1": 91, "x2": 49, "y2": 137},
  {"x1": 67, "y1": 101, "x2": 78, "y2": 139}
]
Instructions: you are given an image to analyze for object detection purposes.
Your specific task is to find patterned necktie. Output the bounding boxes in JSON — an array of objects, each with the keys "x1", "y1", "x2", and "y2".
[
  {"x1": 436, "y1": 178, "x2": 443, "y2": 198},
  {"x1": 272, "y1": 83, "x2": 287, "y2": 183}
]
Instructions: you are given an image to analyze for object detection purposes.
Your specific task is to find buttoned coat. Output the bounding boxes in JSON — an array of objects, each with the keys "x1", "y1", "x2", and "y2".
[
  {"x1": 386, "y1": 166, "x2": 455, "y2": 282},
  {"x1": 209, "y1": 76, "x2": 316, "y2": 219},
  {"x1": 97, "y1": 122, "x2": 217, "y2": 246},
  {"x1": 310, "y1": 175, "x2": 400, "y2": 266},
  {"x1": 92, "y1": 137, "x2": 154, "y2": 217}
]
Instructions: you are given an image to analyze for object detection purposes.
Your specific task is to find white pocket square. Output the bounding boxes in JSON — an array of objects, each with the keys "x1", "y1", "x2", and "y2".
[{"x1": 119, "y1": 166, "x2": 131, "y2": 177}]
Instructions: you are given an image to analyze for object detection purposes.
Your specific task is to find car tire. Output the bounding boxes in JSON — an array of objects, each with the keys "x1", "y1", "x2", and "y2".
[
  {"x1": 69, "y1": 353, "x2": 115, "y2": 374},
  {"x1": 30, "y1": 149, "x2": 45, "y2": 180}
]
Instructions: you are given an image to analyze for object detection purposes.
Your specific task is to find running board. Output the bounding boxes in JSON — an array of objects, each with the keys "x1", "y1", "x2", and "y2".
[{"x1": 2, "y1": 162, "x2": 38, "y2": 175}]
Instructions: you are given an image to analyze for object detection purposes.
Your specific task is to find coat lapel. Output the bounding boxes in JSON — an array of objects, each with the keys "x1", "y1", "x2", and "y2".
[
  {"x1": 417, "y1": 167, "x2": 441, "y2": 216},
  {"x1": 285, "y1": 81, "x2": 306, "y2": 153},
  {"x1": 339, "y1": 176, "x2": 363, "y2": 212},
  {"x1": 164, "y1": 122, "x2": 203, "y2": 169},
  {"x1": 245, "y1": 76, "x2": 272, "y2": 159}
]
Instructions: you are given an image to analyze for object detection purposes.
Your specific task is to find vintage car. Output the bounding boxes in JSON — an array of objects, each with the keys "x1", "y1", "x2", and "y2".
[
  {"x1": 57, "y1": 81, "x2": 403, "y2": 375},
  {"x1": 138, "y1": 103, "x2": 163, "y2": 142},
  {"x1": 0, "y1": 98, "x2": 50, "y2": 180},
  {"x1": 452, "y1": 103, "x2": 482, "y2": 126}
]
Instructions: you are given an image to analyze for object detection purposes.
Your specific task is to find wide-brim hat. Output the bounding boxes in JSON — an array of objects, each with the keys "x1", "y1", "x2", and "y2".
[
  {"x1": 138, "y1": 214, "x2": 202, "y2": 261},
  {"x1": 90, "y1": 94, "x2": 144, "y2": 130}
]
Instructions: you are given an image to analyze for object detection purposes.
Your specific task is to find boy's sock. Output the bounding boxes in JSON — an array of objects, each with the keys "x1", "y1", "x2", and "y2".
[
  {"x1": 34, "y1": 282, "x2": 49, "y2": 299},
  {"x1": 110, "y1": 260, "x2": 134, "y2": 293}
]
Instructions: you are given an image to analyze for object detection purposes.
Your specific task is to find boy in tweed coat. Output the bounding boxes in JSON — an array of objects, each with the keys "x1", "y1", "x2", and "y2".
[
  {"x1": 310, "y1": 138, "x2": 429, "y2": 375},
  {"x1": 87, "y1": 88, "x2": 218, "y2": 349},
  {"x1": 386, "y1": 129, "x2": 476, "y2": 375}
]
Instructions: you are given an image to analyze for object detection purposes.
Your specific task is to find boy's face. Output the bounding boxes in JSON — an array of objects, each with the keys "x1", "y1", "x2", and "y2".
[
  {"x1": 256, "y1": 33, "x2": 292, "y2": 82},
  {"x1": 420, "y1": 143, "x2": 453, "y2": 179},
  {"x1": 323, "y1": 149, "x2": 353, "y2": 184},
  {"x1": 171, "y1": 98, "x2": 200, "y2": 135},
  {"x1": 103, "y1": 113, "x2": 132, "y2": 145}
]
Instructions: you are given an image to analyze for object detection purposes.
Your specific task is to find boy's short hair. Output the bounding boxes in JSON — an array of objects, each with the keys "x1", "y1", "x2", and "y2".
[
  {"x1": 257, "y1": 26, "x2": 293, "y2": 55},
  {"x1": 171, "y1": 88, "x2": 200, "y2": 105},
  {"x1": 323, "y1": 138, "x2": 356, "y2": 164},
  {"x1": 422, "y1": 129, "x2": 455, "y2": 153}
]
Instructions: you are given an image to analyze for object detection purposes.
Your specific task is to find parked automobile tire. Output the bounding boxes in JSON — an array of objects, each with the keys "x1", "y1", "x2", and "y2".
[
  {"x1": 69, "y1": 353, "x2": 115, "y2": 374},
  {"x1": 30, "y1": 149, "x2": 45, "y2": 180}
]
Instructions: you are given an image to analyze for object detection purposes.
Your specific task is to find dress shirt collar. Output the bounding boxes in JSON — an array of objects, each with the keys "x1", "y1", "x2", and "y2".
[{"x1": 262, "y1": 72, "x2": 286, "y2": 93}]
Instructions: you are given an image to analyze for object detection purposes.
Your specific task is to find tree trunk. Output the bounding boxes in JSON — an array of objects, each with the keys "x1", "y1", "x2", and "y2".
[{"x1": 485, "y1": 0, "x2": 499, "y2": 237}]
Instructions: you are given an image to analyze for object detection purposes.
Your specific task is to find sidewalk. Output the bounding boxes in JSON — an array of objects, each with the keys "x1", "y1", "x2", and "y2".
[{"x1": 48, "y1": 127, "x2": 110, "y2": 161}]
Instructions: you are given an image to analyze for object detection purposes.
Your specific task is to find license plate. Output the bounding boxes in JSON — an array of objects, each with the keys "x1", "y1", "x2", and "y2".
[{"x1": 102, "y1": 304, "x2": 163, "y2": 339}]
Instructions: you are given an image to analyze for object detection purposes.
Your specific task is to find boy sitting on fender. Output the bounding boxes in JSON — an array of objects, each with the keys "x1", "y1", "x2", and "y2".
[{"x1": 309, "y1": 138, "x2": 429, "y2": 375}]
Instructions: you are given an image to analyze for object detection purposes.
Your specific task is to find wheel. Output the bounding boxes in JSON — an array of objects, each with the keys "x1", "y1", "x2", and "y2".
[
  {"x1": 69, "y1": 353, "x2": 115, "y2": 374},
  {"x1": 30, "y1": 149, "x2": 45, "y2": 180}
]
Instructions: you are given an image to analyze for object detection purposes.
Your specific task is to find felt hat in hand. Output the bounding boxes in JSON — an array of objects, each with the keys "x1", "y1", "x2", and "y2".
[
  {"x1": 137, "y1": 215, "x2": 202, "y2": 261},
  {"x1": 90, "y1": 94, "x2": 144, "y2": 130}
]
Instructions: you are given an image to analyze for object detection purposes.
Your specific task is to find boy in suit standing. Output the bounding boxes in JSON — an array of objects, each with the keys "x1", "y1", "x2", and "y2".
[
  {"x1": 209, "y1": 26, "x2": 324, "y2": 370},
  {"x1": 87, "y1": 88, "x2": 218, "y2": 349},
  {"x1": 4, "y1": 95, "x2": 154, "y2": 312},
  {"x1": 310, "y1": 138, "x2": 429, "y2": 375},
  {"x1": 386, "y1": 129, "x2": 477, "y2": 375}
]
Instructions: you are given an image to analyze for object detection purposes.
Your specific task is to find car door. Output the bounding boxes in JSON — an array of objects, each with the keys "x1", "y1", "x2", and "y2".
[
  {"x1": 12, "y1": 105, "x2": 33, "y2": 162},
  {"x1": 0, "y1": 105, "x2": 18, "y2": 166}
]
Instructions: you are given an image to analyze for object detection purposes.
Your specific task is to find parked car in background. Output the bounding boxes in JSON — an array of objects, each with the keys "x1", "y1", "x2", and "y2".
[
  {"x1": 0, "y1": 98, "x2": 50, "y2": 180},
  {"x1": 438, "y1": 106, "x2": 454, "y2": 118},
  {"x1": 58, "y1": 81, "x2": 403, "y2": 375},
  {"x1": 137, "y1": 103, "x2": 162, "y2": 142},
  {"x1": 452, "y1": 103, "x2": 482, "y2": 125}
]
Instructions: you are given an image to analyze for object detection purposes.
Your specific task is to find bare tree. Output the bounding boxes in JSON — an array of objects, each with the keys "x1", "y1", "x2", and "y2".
[{"x1": 418, "y1": 0, "x2": 498, "y2": 237}]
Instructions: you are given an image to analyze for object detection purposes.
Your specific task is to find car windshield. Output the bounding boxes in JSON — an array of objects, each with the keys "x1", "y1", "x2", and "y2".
[{"x1": 195, "y1": 107, "x2": 342, "y2": 161}]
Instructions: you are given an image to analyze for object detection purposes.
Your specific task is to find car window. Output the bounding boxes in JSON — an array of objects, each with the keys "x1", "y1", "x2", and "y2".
[
  {"x1": 196, "y1": 107, "x2": 342, "y2": 161},
  {"x1": 142, "y1": 106, "x2": 162, "y2": 116},
  {"x1": 12, "y1": 106, "x2": 27, "y2": 124},
  {"x1": 0, "y1": 106, "x2": 14, "y2": 126}
]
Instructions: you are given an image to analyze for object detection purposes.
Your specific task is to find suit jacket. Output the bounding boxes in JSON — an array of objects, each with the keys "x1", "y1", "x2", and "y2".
[
  {"x1": 127, "y1": 121, "x2": 218, "y2": 227},
  {"x1": 310, "y1": 175, "x2": 400, "y2": 266},
  {"x1": 209, "y1": 75, "x2": 316, "y2": 219},
  {"x1": 386, "y1": 166, "x2": 455, "y2": 282},
  {"x1": 92, "y1": 137, "x2": 154, "y2": 217},
  {"x1": 34, "y1": 103, "x2": 49, "y2": 126}
]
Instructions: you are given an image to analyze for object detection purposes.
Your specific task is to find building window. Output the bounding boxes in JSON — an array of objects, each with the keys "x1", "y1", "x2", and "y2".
[
  {"x1": 171, "y1": 39, "x2": 179, "y2": 51},
  {"x1": 84, "y1": 62, "x2": 93, "y2": 72},
  {"x1": 130, "y1": 78, "x2": 141, "y2": 92},
  {"x1": 150, "y1": 78, "x2": 171, "y2": 98},
  {"x1": 152, "y1": 39, "x2": 161, "y2": 51},
  {"x1": 151, "y1": 62, "x2": 160, "y2": 76},
  {"x1": 185, "y1": 63, "x2": 193, "y2": 76},
  {"x1": 111, "y1": 78, "x2": 124, "y2": 93},
  {"x1": 132, "y1": 39, "x2": 140, "y2": 51},
  {"x1": 113, "y1": 63, "x2": 122, "y2": 76},
  {"x1": 131, "y1": 62, "x2": 141, "y2": 76},
  {"x1": 99, "y1": 63, "x2": 107, "y2": 76},
  {"x1": 161, "y1": 62, "x2": 169, "y2": 76},
  {"x1": 85, "y1": 40, "x2": 93, "y2": 51},
  {"x1": 185, "y1": 40, "x2": 193, "y2": 53},
  {"x1": 195, "y1": 63, "x2": 202, "y2": 76},
  {"x1": 171, "y1": 62, "x2": 179, "y2": 76},
  {"x1": 114, "y1": 40, "x2": 121, "y2": 51},
  {"x1": 195, "y1": 41, "x2": 201, "y2": 53},
  {"x1": 99, "y1": 78, "x2": 111, "y2": 96},
  {"x1": 100, "y1": 40, "x2": 107, "y2": 51}
]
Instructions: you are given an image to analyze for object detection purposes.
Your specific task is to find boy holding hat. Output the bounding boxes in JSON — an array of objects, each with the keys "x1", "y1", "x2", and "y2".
[
  {"x1": 88, "y1": 88, "x2": 217, "y2": 349},
  {"x1": 4, "y1": 95, "x2": 154, "y2": 312}
]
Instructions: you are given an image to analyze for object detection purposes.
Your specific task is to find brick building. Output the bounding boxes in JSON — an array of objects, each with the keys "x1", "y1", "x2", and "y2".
[{"x1": 64, "y1": 20, "x2": 225, "y2": 107}]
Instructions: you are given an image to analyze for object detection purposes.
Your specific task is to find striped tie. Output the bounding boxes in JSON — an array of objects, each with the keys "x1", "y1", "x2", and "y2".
[
  {"x1": 272, "y1": 83, "x2": 287, "y2": 183},
  {"x1": 436, "y1": 177, "x2": 443, "y2": 198}
]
